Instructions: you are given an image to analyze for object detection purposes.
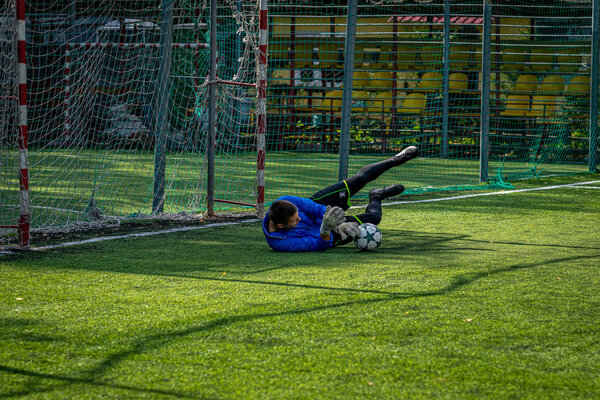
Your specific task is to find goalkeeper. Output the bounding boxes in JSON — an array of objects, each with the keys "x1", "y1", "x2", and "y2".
[{"x1": 262, "y1": 146, "x2": 419, "y2": 252}]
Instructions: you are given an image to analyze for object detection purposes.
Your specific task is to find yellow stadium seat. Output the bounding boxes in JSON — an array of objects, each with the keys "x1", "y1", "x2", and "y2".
[
  {"x1": 557, "y1": 48, "x2": 583, "y2": 73},
  {"x1": 368, "y1": 91, "x2": 394, "y2": 115},
  {"x1": 501, "y1": 95, "x2": 530, "y2": 116},
  {"x1": 513, "y1": 74, "x2": 538, "y2": 93},
  {"x1": 538, "y1": 75, "x2": 564, "y2": 94},
  {"x1": 353, "y1": 71, "x2": 372, "y2": 90},
  {"x1": 317, "y1": 90, "x2": 343, "y2": 112},
  {"x1": 449, "y1": 73, "x2": 469, "y2": 93},
  {"x1": 398, "y1": 93, "x2": 427, "y2": 114},
  {"x1": 317, "y1": 43, "x2": 341, "y2": 69},
  {"x1": 567, "y1": 75, "x2": 590, "y2": 96},
  {"x1": 528, "y1": 95, "x2": 560, "y2": 117},
  {"x1": 530, "y1": 48, "x2": 553, "y2": 72},
  {"x1": 417, "y1": 71, "x2": 442, "y2": 92},
  {"x1": 371, "y1": 71, "x2": 394, "y2": 90},
  {"x1": 420, "y1": 44, "x2": 443, "y2": 70}
]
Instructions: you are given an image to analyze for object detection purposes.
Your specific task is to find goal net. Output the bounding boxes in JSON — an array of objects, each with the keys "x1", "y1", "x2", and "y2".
[
  {"x1": 0, "y1": 0, "x2": 21, "y2": 246},
  {"x1": 1, "y1": 0, "x2": 262, "y2": 247}
]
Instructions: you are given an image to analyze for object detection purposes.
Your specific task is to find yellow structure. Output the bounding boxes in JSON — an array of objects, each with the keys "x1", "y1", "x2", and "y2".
[
  {"x1": 528, "y1": 95, "x2": 560, "y2": 117},
  {"x1": 501, "y1": 95, "x2": 530, "y2": 116},
  {"x1": 513, "y1": 74, "x2": 538, "y2": 93},
  {"x1": 567, "y1": 75, "x2": 591, "y2": 96},
  {"x1": 398, "y1": 93, "x2": 427, "y2": 114},
  {"x1": 417, "y1": 71, "x2": 442, "y2": 92}
]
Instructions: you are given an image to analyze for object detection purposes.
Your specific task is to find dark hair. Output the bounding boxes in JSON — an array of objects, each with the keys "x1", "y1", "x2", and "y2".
[{"x1": 269, "y1": 200, "x2": 297, "y2": 226}]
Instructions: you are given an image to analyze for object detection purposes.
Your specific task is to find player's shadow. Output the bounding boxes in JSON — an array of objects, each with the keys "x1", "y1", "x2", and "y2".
[
  {"x1": 224, "y1": 229, "x2": 494, "y2": 275},
  {"x1": 2, "y1": 252, "x2": 598, "y2": 399}
]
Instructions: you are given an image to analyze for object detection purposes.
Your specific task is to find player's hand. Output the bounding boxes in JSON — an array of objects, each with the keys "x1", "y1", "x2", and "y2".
[
  {"x1": 335, "y1": 222, "x2": 360, "y2": 241},
  {"x1": 320, "y1": 205, "x2": 346, "y2": 236}
]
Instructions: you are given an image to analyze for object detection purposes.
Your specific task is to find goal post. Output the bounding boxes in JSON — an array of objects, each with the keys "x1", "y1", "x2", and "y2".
[
  {"x1": 16, "y1": 0, "x2": 29, "y2": 248},
  {"x1": 256, "y1": 0, "x2": 268, "y2": 219},
  {"x1": 0, "y1": 0, "x2": 29, "y2": 248},
  {"x1": 1, "y1": 0, "x2": 265, "y2": 248}
]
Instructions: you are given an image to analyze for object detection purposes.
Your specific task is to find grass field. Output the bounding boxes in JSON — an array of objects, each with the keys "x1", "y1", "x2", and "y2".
[{"x1": 1, "y1": 174, "x2": 599, "y2": 399}]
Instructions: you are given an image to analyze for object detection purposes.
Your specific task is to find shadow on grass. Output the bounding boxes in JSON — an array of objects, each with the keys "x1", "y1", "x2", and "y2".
[{"x1": 2, "y1": 250, "x2": 599, "y2": 399}]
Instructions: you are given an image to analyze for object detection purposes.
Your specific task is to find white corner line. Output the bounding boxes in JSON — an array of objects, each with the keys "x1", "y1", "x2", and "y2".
[
  {"x1": 27, "y1": 219, "x2": 260, "y2": 252},
  {"x1": 350, "y1": 180, "x2": 600, "y2": 209}
]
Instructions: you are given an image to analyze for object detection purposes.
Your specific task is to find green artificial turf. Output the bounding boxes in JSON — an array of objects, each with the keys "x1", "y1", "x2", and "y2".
[{"x1": 1, "y1": 174, "x2": 599, "y2": 399}]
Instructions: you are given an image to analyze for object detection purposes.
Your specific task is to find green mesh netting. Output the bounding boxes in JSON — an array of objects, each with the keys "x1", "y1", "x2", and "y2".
[
  {"x1": 266, "y1": 0, "x2": 598, "y2": 201},
  {"x1": 1, "y1": 0, "x2": 261, "y2": 246}
]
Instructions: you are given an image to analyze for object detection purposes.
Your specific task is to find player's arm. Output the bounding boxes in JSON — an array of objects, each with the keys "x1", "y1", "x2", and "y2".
[
  {"x1": 268, "y1": 235, "x2": 332, "y2": 252},
  {"x1": 280, "y1": 196, "x2": 327, "y2": 221}
]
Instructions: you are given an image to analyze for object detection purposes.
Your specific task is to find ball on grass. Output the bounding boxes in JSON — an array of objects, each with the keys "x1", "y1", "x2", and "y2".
[{"x1": 353, "y1": 223, "x2": 382, "y2": 251}]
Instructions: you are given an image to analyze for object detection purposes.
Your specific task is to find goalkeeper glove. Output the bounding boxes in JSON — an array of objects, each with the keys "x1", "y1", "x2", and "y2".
[
  {"x1": 334, "y1": 222, "x2": 360, "y2": 241},
  {"x1": 319, "y1": 205, "x2": 346, "y2": 236}
]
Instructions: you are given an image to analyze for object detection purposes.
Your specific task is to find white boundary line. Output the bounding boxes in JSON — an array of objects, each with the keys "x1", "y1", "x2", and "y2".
[
  {"x1": 2, "y1": 180, "x2": 599, "y2": 255},
  {"x1": 30, "y1": 220, "x2": 260, "y2": 252},
  {"x1": 351, "y1": 180, "x2": 600, "y2": 208}
]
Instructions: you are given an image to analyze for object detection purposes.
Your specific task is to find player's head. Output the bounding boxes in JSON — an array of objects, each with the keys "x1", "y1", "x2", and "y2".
[{"x1": 269, "y1": 200, "x2": 300, "y2": 230}]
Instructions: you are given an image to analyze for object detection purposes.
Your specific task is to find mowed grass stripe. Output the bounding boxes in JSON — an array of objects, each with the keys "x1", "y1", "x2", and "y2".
[{"x1": 0, "y1": 174, "x2": 598, "y2": 399}]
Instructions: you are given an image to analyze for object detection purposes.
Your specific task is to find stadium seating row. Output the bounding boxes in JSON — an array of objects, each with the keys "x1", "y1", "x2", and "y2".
[
  {"x1": 299, "y1": 73, "x2": 590, "y2": 118},
  {"x1": 271, "y1": 42, "x2": 589, "y2": 73},
  {"x1": 273, "y1": 68, "x2": 591, "y2": 98},
  {"x1": 352, "y1": 71, "x2": 590, "y2": 96}
]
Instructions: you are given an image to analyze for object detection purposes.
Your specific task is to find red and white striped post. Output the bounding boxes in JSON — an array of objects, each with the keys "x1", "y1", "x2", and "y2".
[
  {"x1": 256, "y1": 0, "x2": 268, "y2": 219},
  {"x1": 17, "y1": 0, "x2": 30, "y2": 248}
]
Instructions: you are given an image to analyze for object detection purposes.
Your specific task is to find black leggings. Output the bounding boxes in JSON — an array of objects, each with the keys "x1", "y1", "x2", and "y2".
[{"x1": 310, "y1": 157, "x2": 400, "y2": 226}]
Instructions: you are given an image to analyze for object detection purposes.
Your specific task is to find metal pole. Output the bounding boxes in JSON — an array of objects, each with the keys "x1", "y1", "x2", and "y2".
[
  {"x1": 339, "y1": 0, "x2": 358, "y2": 181},
  {"x1": 256, "y1": 0, "x2": 268, "y2": 219},
  {"x1": 16, "y1": 0, "x2": 30, "y2": 247},
  {"x1": 480, "y1": 0, "x2": 492, "y2": 182},
  {"x1": 441, "y1": 0, "x2": 450, "y2": 158},
  {"x1": 206, "y1": 0, "x2": 218, "y2": 216},
  {"x1": 152, "y1": 0, "x2": 173, "y2": 213},
  {"x1": 590, "y1": 0, "x2": 600, "y2": 171}
]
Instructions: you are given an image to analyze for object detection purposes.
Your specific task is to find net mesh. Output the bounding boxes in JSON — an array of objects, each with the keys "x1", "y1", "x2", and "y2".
[
  {"x1": 0, "y1": 0, "x2": 19, "y2": 240},
  {"x1": 1, "y1": 0, "x2": 260, "y2": 246}
]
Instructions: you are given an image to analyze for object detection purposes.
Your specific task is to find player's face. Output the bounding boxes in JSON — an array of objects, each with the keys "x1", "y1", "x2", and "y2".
[{"x1": 283, "y1": 211, "x2": 301, "y2": 229}]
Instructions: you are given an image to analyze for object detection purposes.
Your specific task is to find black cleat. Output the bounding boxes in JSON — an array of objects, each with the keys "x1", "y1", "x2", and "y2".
[
  {"x1": 369, "y1": 184, "x2": 405, "y2": 201},
  {"x1": 392, "y1": 145, "x2": 419, "y2": 165}
]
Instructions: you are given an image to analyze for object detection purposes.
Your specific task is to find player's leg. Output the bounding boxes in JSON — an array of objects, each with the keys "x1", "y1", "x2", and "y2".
[
  {"x1": 310, "y1": 146, "x2": 418, "y2": 210},
  {"x1": 352, "y1": 184, "x2": 405, "y2": 225},
  {"x1": 310, "y1": 181, "x2": 352, "y2": 209},
  {"x1": 331, "y1": 184, "x2": 405, "y2": 247},
  {"x1": 344, "y1": 145, "x2": 418, "y2": 196}
]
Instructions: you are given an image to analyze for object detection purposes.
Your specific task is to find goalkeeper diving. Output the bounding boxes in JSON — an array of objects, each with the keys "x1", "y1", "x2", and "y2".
[{"x1": 262, "y1": 146, "x2": 419, "y2": 252}]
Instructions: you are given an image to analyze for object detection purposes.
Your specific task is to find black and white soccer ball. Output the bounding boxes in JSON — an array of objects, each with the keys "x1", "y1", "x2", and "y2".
[{"x1": 353, "y1": 223, "x2": 382, "y2": 251}]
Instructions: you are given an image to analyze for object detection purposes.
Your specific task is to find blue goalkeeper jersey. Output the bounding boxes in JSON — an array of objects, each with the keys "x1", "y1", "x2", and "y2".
[{"x1": 262, "y1": 195, "x2": 333, "y2": 252}]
